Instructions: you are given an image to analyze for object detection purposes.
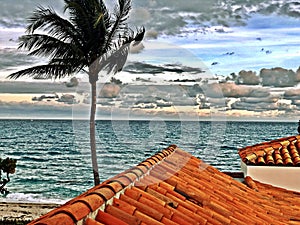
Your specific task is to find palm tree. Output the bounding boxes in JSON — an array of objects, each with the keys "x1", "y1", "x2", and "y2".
[{"x1": 8, "y1": 0, "x2": 145, "y2": 186}]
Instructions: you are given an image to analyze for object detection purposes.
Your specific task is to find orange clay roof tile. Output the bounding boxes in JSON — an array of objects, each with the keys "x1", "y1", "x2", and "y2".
[
  {"x1": 147, "y1": 183, "x2": 168, "y2": 196},
  {"x1": 239, "y1": 135, "x2": 300, "y2": 166},
  {"x1": 120, "y1": 193, "x2": 165, "y2": 221},
  {"x1": 145, "y1": 187, "x2": 179, "y2": 208},
  {"x1": 29, "y1": 144, "x2": 300, "y2": 225},
  {"x1": 134, "y1": 210, "x2": 165, "y2": 225},
  {"x1": 103, "y1": 204, "x2": 140, "y2": 225},
  {"x1": 54, "y1": 201, "x2": 90, "y2": 222},
  {"x1": 112, "y1": 197, "x2": 136, "y2": 215},
  {"x1": 176, "y1": 204, "x2": 208, "y2": 224},
  {"x1": 138, "y1": 195, "x2": 173, "y2": 219},
  {"x1": 105, "y1": 181, "x2": 123, "y2": 193},
  {"x1": 165, "y1": 192, "x2": 197, "y2": 213},
  {"x1": 160, "y1": 217, "x2": 180, "y2": 225},
  {"x1": 110, "y1": 176, "x2": 133, "y2": 187},
  {"x1": 85, "y1": 218, "x2": 105, "y2": 225},
  {"x1": 168, "y1": 210, "x2": 200, "y2": 225},
  {"x1": 127, "y1": 186, "x2": 167, "y2": 206},
  {"x1": 89, "y1": 187, "x2": 115, "y2": 202},
  {"x1": 74, "y1": 194, "x2": 104, "y2": 212},
  {"x1": 95, "y1": 207, "x2": 131, "y2": 225}
]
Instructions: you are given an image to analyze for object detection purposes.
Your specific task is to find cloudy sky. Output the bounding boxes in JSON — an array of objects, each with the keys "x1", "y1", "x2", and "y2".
[{"x1": 0, "y1": 0, "x2": 300, "y2": 121}]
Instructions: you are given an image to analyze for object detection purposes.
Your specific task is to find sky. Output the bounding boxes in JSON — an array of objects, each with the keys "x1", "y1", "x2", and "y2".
[{"x1": 0, "y1": 0, "x2": 300, "y2": 121}]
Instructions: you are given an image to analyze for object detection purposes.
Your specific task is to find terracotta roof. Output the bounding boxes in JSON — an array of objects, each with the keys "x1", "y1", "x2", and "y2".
[
  {"x1": 29, "y1": 145, "x2": 300, "y2": 225},
  {"x1": 239, "y1": 135, "x2": 300, "y2": 166}
]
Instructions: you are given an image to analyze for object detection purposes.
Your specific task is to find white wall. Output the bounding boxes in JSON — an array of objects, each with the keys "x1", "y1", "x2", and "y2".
[{"x1": 241, "y1": 161, "x2": 300, "y2": 192}]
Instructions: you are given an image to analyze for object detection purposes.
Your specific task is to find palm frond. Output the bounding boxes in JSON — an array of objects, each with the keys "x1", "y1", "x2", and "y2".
[
  {"x1": 64, "y1": 0, "x2": 109, "y2": 37},
  {"x1": 104, "y1": 0, "x2": 132, "y2": 51},
  {"x1": 97, "y1": 25, "x2": 145, "y2": 75},
  {"x1": 49, "y1": 58, "x2": 86, "y2": 73},
  {"x1": 7, "y1": 64, "x2": 77, "y2": 80},
  {"x1": 132, "y1": 26, "x2": 145, "y2": 46},
  {"x1": 114, "y1": 0, "x2": 132, "y2": 30},
  {"x1": 27, "y1": 6, "x2": 81, "y2": 45},
  {"x1": 19, "y1": 34, "x2": 66, "y2": 54},
  {"x1": 64, "y1": 0, "x2": 110, "y2": 61},
  {"x1": 7, "y1": 0, "x2": 145, "y2": 81},
  {"x1": 98, "y1": 43, "x2": 130, "y2": 75},
  {"x1": 64, "y1": 1, "x2": 92, "y2": 37},
  {"x1": 19, "y1": 34, "x2": 86, "y2": 64}
]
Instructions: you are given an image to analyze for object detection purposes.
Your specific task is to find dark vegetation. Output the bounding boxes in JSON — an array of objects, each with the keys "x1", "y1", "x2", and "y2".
[
  {"x1": 0, "y1": 157, "x2": 17, "y2": 195},
  {"x1": 0, "y1": 220, "x2": 30, "y2": 225}
]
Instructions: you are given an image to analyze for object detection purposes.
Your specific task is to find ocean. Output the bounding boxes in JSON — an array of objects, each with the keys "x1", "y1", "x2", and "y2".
[{"x1": 0, "y1": 119, "x2": 297, "y2": 203}]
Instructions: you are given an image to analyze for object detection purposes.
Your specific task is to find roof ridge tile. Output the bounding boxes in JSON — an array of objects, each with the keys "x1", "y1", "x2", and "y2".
[
  {"x1": 90, "y1": 187, "x2": 115, "y2": 202},
  {"x1": 77, "y1": 194, "x2": 105, "y2": 212},
  {"x1": 55, "y1": 201, "x2": 90, "y2": 222},
  {"x1": 105, "y1": 181, "x2": 123, "y2": 193}
]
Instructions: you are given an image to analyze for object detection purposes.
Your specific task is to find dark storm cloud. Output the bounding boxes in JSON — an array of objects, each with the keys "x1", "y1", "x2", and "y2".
[{"x1": 123, "y1": 62, "x2": 205, "y2": 75}]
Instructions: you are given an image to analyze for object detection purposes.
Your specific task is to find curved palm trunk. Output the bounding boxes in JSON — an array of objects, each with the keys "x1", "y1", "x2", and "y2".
[{"x1": 90, "y1": 79, "x2": 100, "y2": 186}]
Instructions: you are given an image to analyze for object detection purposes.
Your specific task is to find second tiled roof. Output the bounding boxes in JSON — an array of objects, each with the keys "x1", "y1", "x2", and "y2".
[{"x1": 239, "y1": 135, "x2": 300, "y2": 166}]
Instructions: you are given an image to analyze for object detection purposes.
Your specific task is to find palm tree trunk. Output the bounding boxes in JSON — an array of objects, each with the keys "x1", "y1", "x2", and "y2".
[{"x1": 90, "y1": 79, "x2": 100, "y2": 186}]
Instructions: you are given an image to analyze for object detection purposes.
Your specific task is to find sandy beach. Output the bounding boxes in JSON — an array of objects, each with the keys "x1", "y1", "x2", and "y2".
[{"x1": 0, "y1": 201, "x2": 60, "y2": 222}]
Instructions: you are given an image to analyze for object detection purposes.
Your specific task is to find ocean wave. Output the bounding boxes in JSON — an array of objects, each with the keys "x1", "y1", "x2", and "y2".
[
  {"x1": 21, "y1": 156, "x2": 49, "y2": 162},
  {"x1": 1, "y1": 192, "x2": 68, "y2": 204}
]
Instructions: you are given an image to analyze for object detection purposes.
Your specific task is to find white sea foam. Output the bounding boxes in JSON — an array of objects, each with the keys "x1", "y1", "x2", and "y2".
[{"x1": 0, "y1": 193, "x2": 68, "y2": 204}]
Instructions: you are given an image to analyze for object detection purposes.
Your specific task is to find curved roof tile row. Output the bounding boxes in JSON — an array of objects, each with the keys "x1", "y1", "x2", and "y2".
[
  {"x1": 28, "y1": 145, "x2": 177, "y2": 225},
  {"x1": 239, "y1": 135, "x2": 300, "y2": 166},
  {"x1": 30, "y1": 144, "x2": 300, "y2": 225}
]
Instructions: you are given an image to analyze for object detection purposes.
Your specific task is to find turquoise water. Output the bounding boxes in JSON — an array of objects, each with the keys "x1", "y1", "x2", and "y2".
[{"x1": 0, "y1": 119, "x2": 297, "y2": 203}]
